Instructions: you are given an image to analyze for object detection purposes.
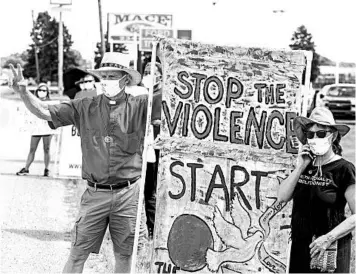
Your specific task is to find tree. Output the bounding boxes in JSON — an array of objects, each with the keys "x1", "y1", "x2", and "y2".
[
  {"x1": 2, "y1": 52, "x2": 28, "y2": 69},
  {"x1": 23, "y1": 11, "x2": 83, "y2": 83},
  {"x1": 289, "y1": 25, "x2": 320, "y2": 83},
  {"x1": 93, "y1": 34, "x2": 128, "y2": 68}
]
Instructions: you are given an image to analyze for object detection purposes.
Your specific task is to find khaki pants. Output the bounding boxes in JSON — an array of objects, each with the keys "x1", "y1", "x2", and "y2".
[{"x1": 71, "y1": 180, "x2": 147, "y2": 256}]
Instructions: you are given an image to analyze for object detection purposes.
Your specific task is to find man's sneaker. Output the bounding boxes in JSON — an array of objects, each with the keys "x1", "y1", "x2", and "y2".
[
  {"x1": 16, "y1": 168, "x2": 29, "y2": 176},
  {"x1": 44, "y1": 169, "x2": 50, "y2": 177}
]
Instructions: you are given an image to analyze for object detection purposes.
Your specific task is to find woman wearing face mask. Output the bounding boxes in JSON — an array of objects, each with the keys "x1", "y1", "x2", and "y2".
[
  {"x1": 16, "y1": 83, "x2": 54, "y2": 176},
  {"x1": 74, "y1": 74, "x2": 97, "y2": 99},
  {"x1": 141, "y1": 61, "x2": 163, "y2": 238},
  {"x1": 278, "y1": 107, "x2": 355, "y2": 273},
  {"x1": 141, "y1": 61, "x2": 162, "y2": 93}
]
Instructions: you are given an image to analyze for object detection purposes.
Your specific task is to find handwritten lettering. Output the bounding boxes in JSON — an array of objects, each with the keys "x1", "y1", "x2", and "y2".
[
  {"x1": 163, "y1": 71, "x2": 296, "y2": 152},
  {"x1": 155, "y1": 262, "x2": 180, "y2": 273},
  {"x1": 169, "y1": 160, "x2": 272, "y2": 211},
  {"x1": 71, "y1": 126, "x2": 80, "y2": 137}
]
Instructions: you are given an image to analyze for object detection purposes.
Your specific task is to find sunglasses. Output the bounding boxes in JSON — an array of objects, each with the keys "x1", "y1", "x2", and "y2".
[
  {"x1": 37, "y1": 89, "x2": 47, "y2": 92},
  {"x1": 306, "y1": 130, "x2": 332, "y2": 139},
  {"x1": 82, "y1": 80, "x2": 94, "y2": 83}
]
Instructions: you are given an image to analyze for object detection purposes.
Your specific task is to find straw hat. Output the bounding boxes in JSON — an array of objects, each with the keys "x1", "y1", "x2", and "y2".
[
  {"x1": 88, "y1": 52, "x2": 141, "y2": 86},
  {"x1": 293, "y1": 107, "x2": 350, "y2": 144}
]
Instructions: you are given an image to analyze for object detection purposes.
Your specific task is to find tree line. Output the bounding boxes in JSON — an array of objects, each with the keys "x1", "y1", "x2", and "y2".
[{"x1": 2, "y1": 12, "x2": 321, "y2": 85}]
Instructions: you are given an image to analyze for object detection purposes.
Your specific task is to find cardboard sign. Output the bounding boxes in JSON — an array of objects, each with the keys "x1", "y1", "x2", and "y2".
[
  {"x1": 17, "y1": 103, "x2": 59, "y2": 136},
  {"x1": 108, "y1": 13, "x2": 173, "y2": 43},
  {"x1": 151, "y1": 38, "x2": 308, "y2": 273},
  {"x1": 57, "y1": 125, "x2": 82, "y2": 178}
]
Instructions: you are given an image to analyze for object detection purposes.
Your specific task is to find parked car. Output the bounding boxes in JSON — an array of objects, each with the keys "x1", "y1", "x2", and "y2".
[
  {"x1": 0, "y1": 77, "x2": 9, "y2": 86},
  {"x1": 315, "y1": 84, "x2": 355, "y2": 117}
]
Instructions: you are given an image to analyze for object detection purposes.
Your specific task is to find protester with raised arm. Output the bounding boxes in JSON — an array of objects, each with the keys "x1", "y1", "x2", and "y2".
[{"x1": 10, "y1": 52, "x2": 162, "y2": 274}]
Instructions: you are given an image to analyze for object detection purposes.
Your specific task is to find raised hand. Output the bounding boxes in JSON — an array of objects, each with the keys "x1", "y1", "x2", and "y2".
[
  {"x1": 297, "y1": 143, "x2": 314, "y2": 169},
  {"x1": 9, "y1": 64, "x2": 25, "y2": 88}
]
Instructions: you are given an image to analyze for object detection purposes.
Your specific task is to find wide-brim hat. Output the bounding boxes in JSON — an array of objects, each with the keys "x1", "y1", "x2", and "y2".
[
  {"x1": 88, "y1": 52, "x2": 141, "y2": 86},
  {"x1": 63, "y1": 67, "x2": 100, "y2": 99},
  {"x1": 37, "y1": 83, "x2": 49, "y2": 90},
  {"x1": 144, "y1": 61, "x2": 163, "y2": 75},
  {"x1": 293, "y1": 107, "x2": 350, "y2": 144}
]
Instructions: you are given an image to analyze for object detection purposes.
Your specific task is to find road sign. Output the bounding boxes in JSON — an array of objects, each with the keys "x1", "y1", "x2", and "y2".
[
  {"x1": 139, "y1": 28, "x2": 174, "y2": 51},
  {"x1": 177, "y1": 29, "x2": 192, "y2": 40}
]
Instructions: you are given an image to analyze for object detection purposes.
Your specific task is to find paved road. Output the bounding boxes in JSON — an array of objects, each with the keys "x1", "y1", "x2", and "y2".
[{"x1": 0, "y1": 173, "x2": 113, "y2": 273}]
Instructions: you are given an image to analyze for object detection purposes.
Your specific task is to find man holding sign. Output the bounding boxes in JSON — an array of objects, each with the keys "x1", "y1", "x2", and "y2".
[{"x1": 10, "y1": 52, "x2": 162, "y2": 273}]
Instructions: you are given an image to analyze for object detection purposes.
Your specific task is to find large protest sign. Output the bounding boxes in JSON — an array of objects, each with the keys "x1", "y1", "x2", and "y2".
[
  {"x1": 151, "y1": 38, "x2": 309, "y2": 273},
  {"x1": 0, "y1": 99, "x2": 59, "y2": 161},
  {"x1": 56, "y1": 125, "x2": 82, "y2": 178},
  {"x1": 17, "y1": 103, "x2": 59, "y2": 136}
]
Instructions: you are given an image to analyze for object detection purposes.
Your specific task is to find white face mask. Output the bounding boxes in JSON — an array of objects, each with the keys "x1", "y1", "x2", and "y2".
[
  {"x1": 308, "y1": 134, "x2": 333, "y2": 156},
  {"x1": 101, "y1": 75, "x2": 127, "y2": 98},
  {"x1": 79, "y1": 82, "x2": 95, "y2": 91},
  {"x1": 37, "y1": 90, "x2": 47, "y2": 99},
  {"x1": 142, "y1": 75, "x2": 161, "y2": 91},
  {"x1": 141, "y1": 75, "x2": 153, "y2": 89}
]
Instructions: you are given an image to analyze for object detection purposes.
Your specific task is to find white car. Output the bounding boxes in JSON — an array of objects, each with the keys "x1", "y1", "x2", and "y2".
[{"x1": 315, "y1": 84, "x2": 356, "y2": 117}]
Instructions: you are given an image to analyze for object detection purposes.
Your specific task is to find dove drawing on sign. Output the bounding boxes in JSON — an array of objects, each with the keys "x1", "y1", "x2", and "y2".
[
  {"x1": 205, "y1": 194, "x2": 264, "y2": 272},
  {"x1": 230, "y1": 192, "x2": 261, "y2": 239}
]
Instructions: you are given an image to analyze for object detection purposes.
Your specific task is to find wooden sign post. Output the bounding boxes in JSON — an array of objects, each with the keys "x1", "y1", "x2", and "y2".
[{"x1": 150, "y1": 38, "x2": 310, "y2": 273}]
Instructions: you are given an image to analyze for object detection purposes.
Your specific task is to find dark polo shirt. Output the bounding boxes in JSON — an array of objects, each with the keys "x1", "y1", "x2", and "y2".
[{"x1": 49, "y1": 91, "x2": 162, "y2": 185}]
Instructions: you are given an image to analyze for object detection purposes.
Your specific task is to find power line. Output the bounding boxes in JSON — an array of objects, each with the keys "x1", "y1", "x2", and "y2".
[{"x1": 35, "y1": 36, "x2": 58, "y2": 49}]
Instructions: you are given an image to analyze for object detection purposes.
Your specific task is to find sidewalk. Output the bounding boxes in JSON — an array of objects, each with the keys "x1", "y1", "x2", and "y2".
[{"x1": 0, "y1": 172, "x2": 113, "y2": 273}]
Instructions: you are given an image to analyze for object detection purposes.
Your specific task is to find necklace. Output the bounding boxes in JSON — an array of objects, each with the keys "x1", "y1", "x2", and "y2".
[
  {"x1": 313, "y1": 153, "x2": 339, "y2": 177},
  {"x1": 314, "y1": 153, "x2": 339, "y2": 166}
]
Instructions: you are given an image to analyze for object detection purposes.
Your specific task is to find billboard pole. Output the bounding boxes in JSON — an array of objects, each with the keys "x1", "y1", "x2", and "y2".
[{"x1": 58, "y1": 8, "x2": 63, "y2": 96}]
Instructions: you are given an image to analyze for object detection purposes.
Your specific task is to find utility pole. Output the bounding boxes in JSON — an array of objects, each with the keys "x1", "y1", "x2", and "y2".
[
  {"x1": 98, "y1": 0, "x2": 105, "y2": 56},
  {"x1": 32, "y1": 10, "x2": 40, "y2": 83},
  {"x1": 335, "y1": 60, "x2": 339, "y2": 84},
  {"x1": 58, "y1": 8, "x2": 64, "y2": 95}
]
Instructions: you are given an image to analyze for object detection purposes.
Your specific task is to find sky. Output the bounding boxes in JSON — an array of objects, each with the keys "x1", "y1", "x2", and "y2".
[{"x1": 0, "y1": 0, "x2": 355, "y2": 65}]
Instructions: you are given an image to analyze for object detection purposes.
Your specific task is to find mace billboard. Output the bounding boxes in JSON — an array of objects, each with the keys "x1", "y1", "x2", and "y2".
[{"x1": 107, "y1": 13, "x2": 173, "y2": 43}]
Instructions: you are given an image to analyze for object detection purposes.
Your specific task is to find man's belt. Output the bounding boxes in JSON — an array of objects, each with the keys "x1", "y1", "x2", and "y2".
[{"x1": 87, "y1": 176, "x2": 140, "y2": 190}]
